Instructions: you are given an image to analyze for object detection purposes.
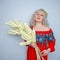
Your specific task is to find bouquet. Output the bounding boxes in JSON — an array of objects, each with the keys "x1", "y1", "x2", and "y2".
[{"x1": 6, "y1": 20, "x2": 44, "y2": 60}]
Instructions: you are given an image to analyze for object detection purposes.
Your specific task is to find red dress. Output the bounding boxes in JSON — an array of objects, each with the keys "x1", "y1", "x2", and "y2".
[{"x1": 27, "y1": 26, "x2": 56, "y2": 60}]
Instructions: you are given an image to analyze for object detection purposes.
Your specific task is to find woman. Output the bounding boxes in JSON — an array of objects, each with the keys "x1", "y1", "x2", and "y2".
[{"x1": 27, "y1": 9, "x2": 56, "y2": 60}]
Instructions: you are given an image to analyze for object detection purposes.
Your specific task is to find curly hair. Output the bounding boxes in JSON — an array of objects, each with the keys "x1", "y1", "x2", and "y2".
[{"x1": 29, "y1": 9, "x2": 49, "y2": 27}]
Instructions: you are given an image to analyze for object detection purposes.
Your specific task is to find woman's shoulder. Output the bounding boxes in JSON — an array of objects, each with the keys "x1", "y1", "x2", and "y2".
[
  {"x1": 43, "y1": 26, "x2": 50, "y2": 30},
  {"x1": 42, "y1": 26, "x2": 53, "y2": 32},
  {"x1": 44, "y1": 26, "x2": 53, "y2": 31}
]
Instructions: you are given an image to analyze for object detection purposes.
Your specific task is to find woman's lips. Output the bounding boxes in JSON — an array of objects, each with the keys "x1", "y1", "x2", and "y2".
[{"x1": 37, "y1": 18, "x2": 40, "y2": 20}]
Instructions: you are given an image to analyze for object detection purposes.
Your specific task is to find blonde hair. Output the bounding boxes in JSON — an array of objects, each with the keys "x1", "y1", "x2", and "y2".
[{"x1": 29, "y1": 9, "x2": 49, "y2": 27}]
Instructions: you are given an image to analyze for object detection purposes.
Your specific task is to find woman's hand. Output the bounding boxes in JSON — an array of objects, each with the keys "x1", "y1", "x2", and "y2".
[
  {"x1": 30, "y1": 42, "x2": 37, "y2": 48},
  {"x1": 41, "y1": 48, "x2": 51, "y2": 56}
]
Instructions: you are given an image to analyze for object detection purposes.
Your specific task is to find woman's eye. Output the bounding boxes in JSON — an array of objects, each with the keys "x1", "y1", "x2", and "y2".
[
  {"x1": 37, "y1": 14, "x2": 39, "y2": 15},
  {"x1": 40, "y1": 15, "x2": 44, "y2": 16},
  {"x1": 36, "y1": 14, "x2": 44, "y2": 16}
]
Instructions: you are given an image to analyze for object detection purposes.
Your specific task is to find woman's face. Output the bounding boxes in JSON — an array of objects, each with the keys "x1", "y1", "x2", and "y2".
[{"x1": 34, "y1": 11, "x2": 45, "y2": 23}]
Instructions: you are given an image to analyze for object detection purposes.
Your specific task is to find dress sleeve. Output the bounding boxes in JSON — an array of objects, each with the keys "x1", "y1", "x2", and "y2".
[{"x1": 47, "y1": 29, "x2": 56, "y2": 52}]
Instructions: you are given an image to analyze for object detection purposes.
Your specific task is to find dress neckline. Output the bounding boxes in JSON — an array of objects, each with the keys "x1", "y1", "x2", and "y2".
[
  {"x1": 35, "y1": 28, "x2": 51, "y2": 32},
  {"x1": 35, "y1": 28, "x2": 52, "y2": 34},
  {"x1": 30, "y1": 26, "x2": 52, "y2": 33}
]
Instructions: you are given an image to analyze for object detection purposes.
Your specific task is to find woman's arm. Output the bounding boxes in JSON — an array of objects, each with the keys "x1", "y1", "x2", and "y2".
[{"x1": 47, "y1": 29, "x2": 56, "y2": 52}]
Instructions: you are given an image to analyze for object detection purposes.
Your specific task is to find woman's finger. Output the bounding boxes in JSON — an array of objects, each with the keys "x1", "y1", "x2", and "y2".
[{"x1": 41, "y1": 50, "x2": 48, "y2": 56}]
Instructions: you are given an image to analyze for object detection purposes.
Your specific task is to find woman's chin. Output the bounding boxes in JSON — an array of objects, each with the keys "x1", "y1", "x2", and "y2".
[{"x1": 36, "y1": 20, "x2": 42, "y2": 22}]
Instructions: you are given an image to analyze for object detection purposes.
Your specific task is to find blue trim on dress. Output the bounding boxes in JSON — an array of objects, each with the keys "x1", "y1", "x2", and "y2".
[{"x1": 36, "y1": 32, "x2": 54, "y2": 43}]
